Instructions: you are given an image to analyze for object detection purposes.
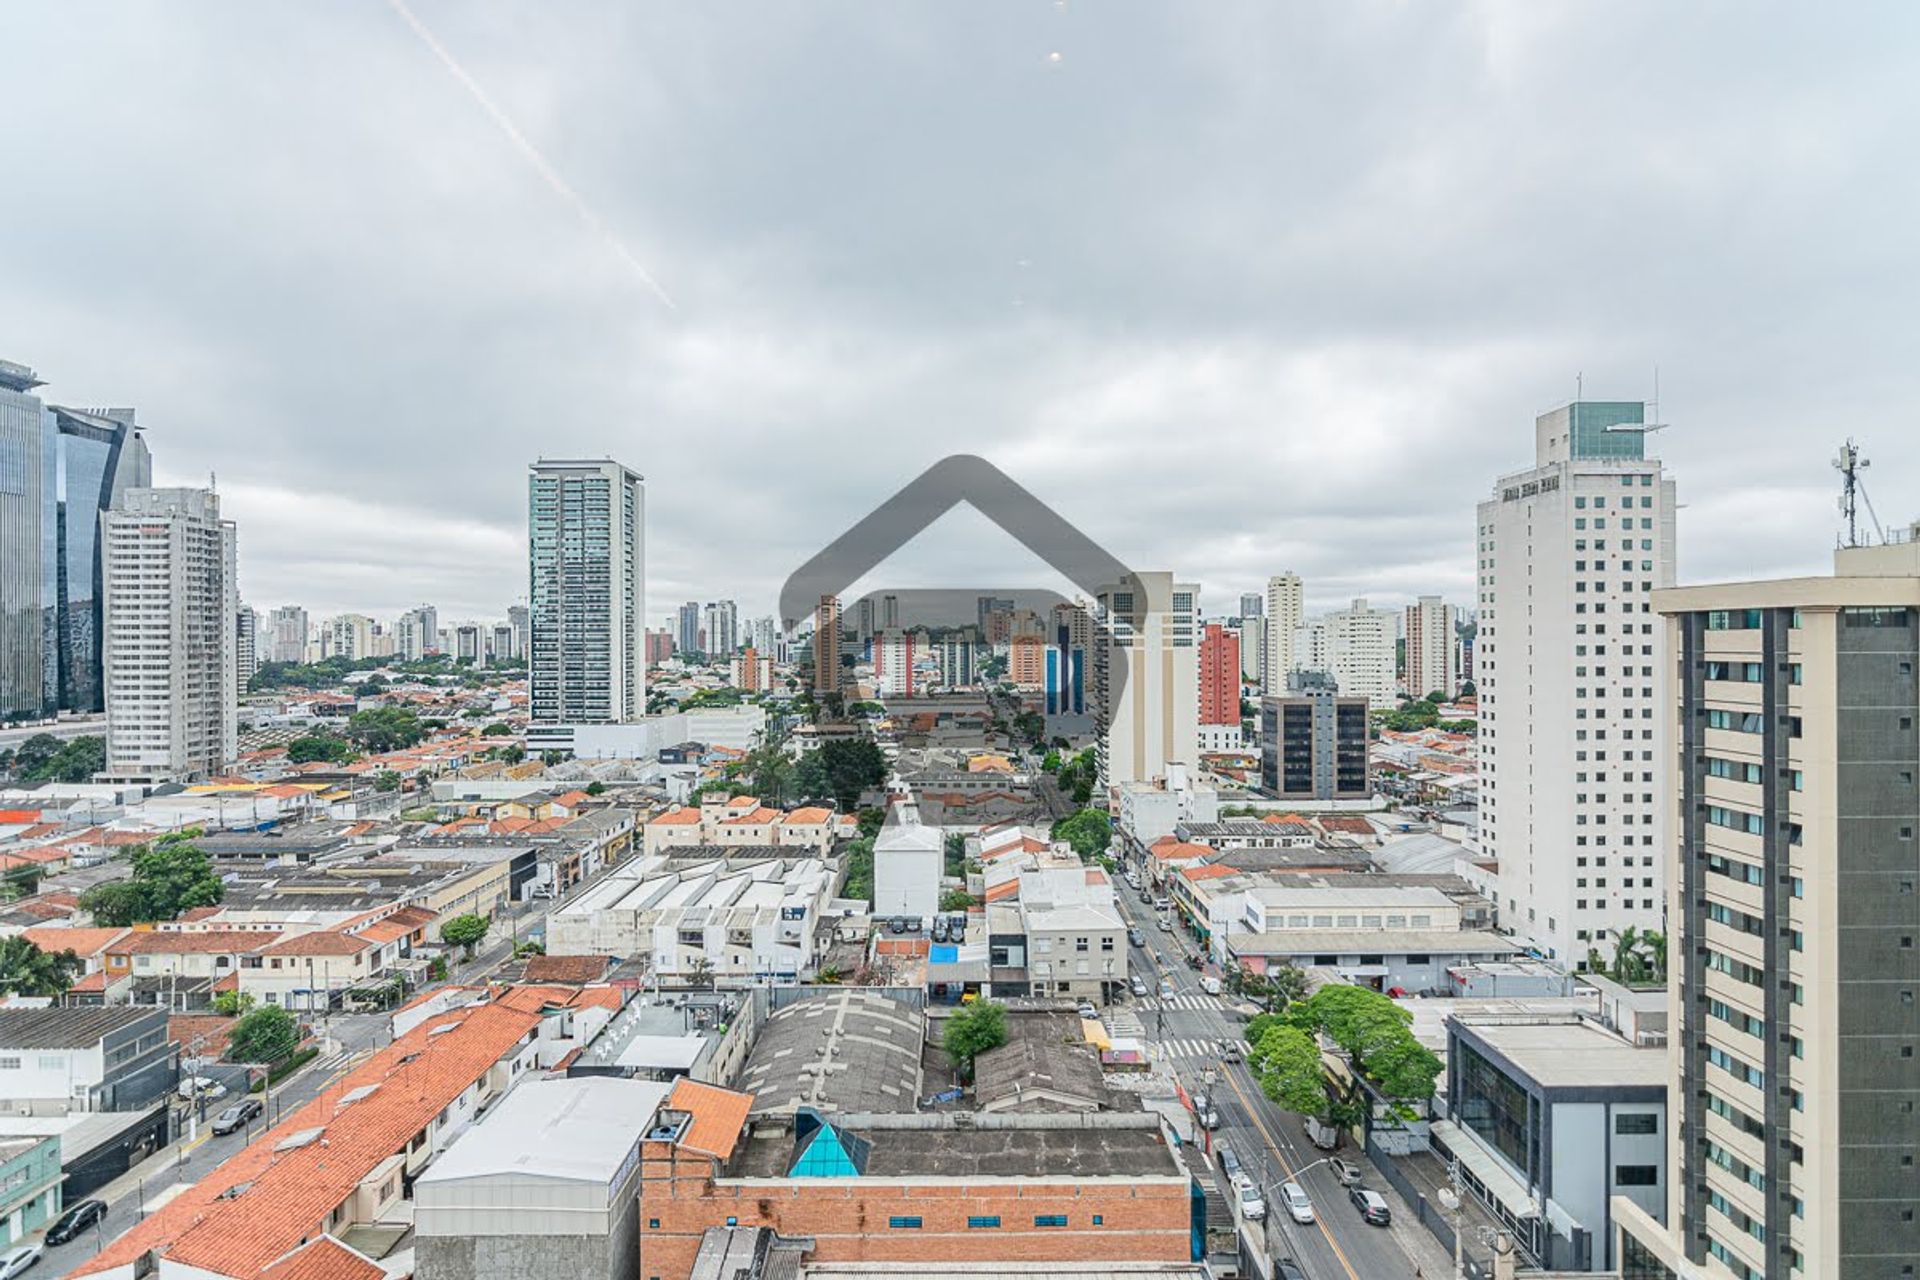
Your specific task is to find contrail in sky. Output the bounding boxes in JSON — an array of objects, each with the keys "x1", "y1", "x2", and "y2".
[{"x1": 386, "y1": 0, "x2": 677, "y2": 310}]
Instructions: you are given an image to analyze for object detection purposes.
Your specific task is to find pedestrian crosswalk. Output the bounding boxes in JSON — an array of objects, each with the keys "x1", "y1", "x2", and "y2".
[
  {"x1": 1135, "y1": 993, "x2": 1218, "y2": 1011},
  {"x1": 1156, "y1": 1037, "x2": 1226, "y2": 1061}
]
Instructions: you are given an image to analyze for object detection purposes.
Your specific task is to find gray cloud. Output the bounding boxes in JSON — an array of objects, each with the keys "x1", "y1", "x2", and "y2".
[{"x1": 3, "y1": 1, "x2": 1917, "y2": 626}]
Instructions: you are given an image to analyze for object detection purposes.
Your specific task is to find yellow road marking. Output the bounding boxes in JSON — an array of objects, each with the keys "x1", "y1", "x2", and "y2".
[{"x1": 1220, "y1": 1063, "x2": 1363, "y2": 1280}]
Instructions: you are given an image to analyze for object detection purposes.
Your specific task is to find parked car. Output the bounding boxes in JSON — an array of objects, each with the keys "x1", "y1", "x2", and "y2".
[
  {"x1": 1216, "y1": 1143, "x2": 1242, "y2": 1181},
  {"x1": 1184, "y1": 953, "x2": 1203, "y2": 970},
  {"x1": 1275, "y1": 1260, "x2": 1309, "y2": 1280},
  {"x1": 177, "y1": 1075, "x2": 227, "y2": 1101},
  {"x1": 1233, "y1": 1174, "x2": 1266, "y2": 1221},
  {"x1": 212, "y1": 1098, "x2": 265, "y2": 1135},
  {"x1": 1130, "y1": 975, "x2": 1150, "y2": 997},
  {"x1": 1280, "y1": 1181, "x2": 1315, "y2": 1224},
  {"x1": 1128, "y1": 927, "x2": 1145, "y2": 947},
  {"x1": 1328, "y1": 1156, "x2": 1363, "y2": 1186},
  {"x1": 1349, "y1": 1186, "x2": 1392, "y2": 1226},
  {"x1": 1192, "y1": 1091, "x2": 1220, "y2": 1130},
  {"x1": 0, "y1": 1244, "x2": 41, "y2": 1279},
  {"x1": 44, "y1": 1199, "x2": 107, "y2": 1246}
]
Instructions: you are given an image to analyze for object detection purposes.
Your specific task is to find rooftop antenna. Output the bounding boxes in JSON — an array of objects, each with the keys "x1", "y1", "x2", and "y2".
[{"x1": 1834, "y1": 440, "x2": 1884, "y2": 548}]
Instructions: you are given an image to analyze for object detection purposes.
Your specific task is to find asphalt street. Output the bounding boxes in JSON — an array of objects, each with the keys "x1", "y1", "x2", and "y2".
[
  {"x1": 46, "y1": 1011, "x2": 391, "y2": 1278},
  {"x1": 1111, "y1": 862, "x2": 1448, "y2": 1280}
]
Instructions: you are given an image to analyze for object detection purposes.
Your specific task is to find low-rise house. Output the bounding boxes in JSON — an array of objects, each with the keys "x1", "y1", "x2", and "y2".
[{"x1": 71, "y1": 986, "x2": 618, "y2": 1280}]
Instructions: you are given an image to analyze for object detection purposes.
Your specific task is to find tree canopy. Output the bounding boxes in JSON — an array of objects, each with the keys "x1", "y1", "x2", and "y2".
[
  {"x1": 795, "y1": 738, "x2": 888, "y2": 811},
  {"x1": 4, "y1": 734, "x2": 105, "y2": 783},
  {"x1": 286, "y1": 733, "x2": 355, "y2": 764},
  {"x1": 81, "y1": 833, "x2": 224, "y2": 926},
  {"x1": 1249, "y1": 1022, "x2": 1330, "y2": 1116},
  {"x1": 439, "y1": 912, "x2": 491, "y2": 957},
  {"x1": 942, "y1": 999, "x2": 1008, "y2": 1081},
  {"x1": 228, "y1": 1004, "x2": 301, "y2": 1064},
  {"x1": 345, "y1": 706, "x2": 429, "y2": 754},
  {"x1": 1050, "y1": 808, "x2": 1112, "y2": 859},
  {"x1": 0, "y1": 936, "x2": 82, "y2": 997}
]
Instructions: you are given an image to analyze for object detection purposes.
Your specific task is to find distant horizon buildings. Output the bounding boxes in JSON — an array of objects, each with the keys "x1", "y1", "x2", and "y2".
[
  {"x1": 527, "y1": 458, "x2": 646, "y2": 725},
  {"x1": 1295, "y1": 597, "x2": 1397, "y2": 708},
  {"x1": 1477, "y1": 401, "x2": 1676, "y2": 963},
  {"x1": 100, "y1": 487, "x2": 237, "y2": 783}
]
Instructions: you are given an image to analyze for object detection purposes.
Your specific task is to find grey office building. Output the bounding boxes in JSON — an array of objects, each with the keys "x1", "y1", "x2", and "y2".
[
  {"x1": 1259, "y1": 671, "x2": 1369, "y2": 801},
  {"x1": 0, "y1": 359, "x2": 151, "y2": 720}
]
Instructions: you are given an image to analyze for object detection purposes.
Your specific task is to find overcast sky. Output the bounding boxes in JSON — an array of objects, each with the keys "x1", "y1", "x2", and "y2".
[{"x1": 6, "y1": 2, "x2": 1918, "y2": 627}]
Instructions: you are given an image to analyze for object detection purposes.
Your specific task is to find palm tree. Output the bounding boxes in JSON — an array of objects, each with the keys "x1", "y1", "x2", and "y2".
[
  {"x1": 1642, "y1": 930, "x2": 1668, "y2": 984},
  {"x1": 1611, "y1": 926, "x2": 1644, "y2": 985},
  {"x1": 0, "y1": 937, "x2": 82, "y2": 997}
]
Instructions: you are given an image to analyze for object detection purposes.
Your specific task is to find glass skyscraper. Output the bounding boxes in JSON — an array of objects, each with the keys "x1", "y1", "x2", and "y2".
[
  {"x1": 0, "y1": 360, "x2": 150, "y2": 720},
  {"x1": 527, "y1": 458, "x2": 646, "y2": 724}
]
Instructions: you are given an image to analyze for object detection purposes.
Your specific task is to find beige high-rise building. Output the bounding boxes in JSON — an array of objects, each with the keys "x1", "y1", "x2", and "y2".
[
  {"x1": 1405, "y1": 594, "x2": 1459, "y2": 700},
  {"x1": 1094, "y1": 572, "x2": 1199, "y2": 792},
  {"x1": 1263, "y1": 572, "x2": 1304, "y2": 688},
  {"x1": 1617, "y1": 533, "x2": 1920, "y2": 1279},
  {"x1": 812, "y1": 595, "x2": 841, "y2": 696},
  {"x1": 100, "y1": 488, "x2": 237, "y2": 783}
]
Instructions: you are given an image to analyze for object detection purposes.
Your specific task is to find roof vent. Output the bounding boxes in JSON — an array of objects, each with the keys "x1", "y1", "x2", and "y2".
[{"x1": 274, "y1": 1127, "x2": 325, "y2": 1152}]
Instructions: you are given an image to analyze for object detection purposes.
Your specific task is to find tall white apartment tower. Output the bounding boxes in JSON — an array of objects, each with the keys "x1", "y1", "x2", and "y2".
[
  {"x1": 528, "y1": 458, "x2": 646, "y2": 724},
  {"x1": 1263, "y1": 572, "x2": 1304, "y2": 688},
  {"x1": 1300, "y1": 598, "x2": 1398, "y2": 707},
  {"x1": 1094, "y1": 572, "x2": 1200, "y2": 792},
  {"x1": 266, "y1": 605, "x2": 308, "y2": 664},
  {"x1": 1404, "y1": 595, "x2": 1459, "y2": 700},
  {"x1": 1475, "y1": 402, "x2": 1676, "y2": 962},
  {"x1": 99, "y1": 488, "x2": 238, "y2": 783}
]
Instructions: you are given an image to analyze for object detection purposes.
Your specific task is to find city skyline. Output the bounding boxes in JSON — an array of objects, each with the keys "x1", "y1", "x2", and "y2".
[{"x1": 7, "y1": 5, "x2": 1917, "y2": 621}]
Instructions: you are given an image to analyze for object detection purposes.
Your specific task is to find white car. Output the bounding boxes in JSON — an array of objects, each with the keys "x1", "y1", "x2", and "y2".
[
  {"x1": 177, "y1": 1075, "x2": 228, "y2": 1101},
  {"x1": 0, "y1": 1243, "x2": 42, "y2": 1278},
  {"x1": 1281, "y1": 1180, "x2": 1315, "y2": 1224},
  {"x1": 1233, "y1": 1174, "x2": 1267, "y2": 1222}
]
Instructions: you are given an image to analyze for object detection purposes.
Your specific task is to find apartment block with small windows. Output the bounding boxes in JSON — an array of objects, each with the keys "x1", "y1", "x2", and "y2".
[
  {"x1": 1094, "y1": 572, "x2": 1199, "y2": 792},
  {"x1": 1476, "y1": 401, "x2": 1677, "y2": 963},
  {"x1": 1615, "y1": 538, "x2": 1920, "y2": 1280}
]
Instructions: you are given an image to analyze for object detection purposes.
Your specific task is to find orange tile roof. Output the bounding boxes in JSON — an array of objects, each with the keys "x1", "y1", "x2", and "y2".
[
  {"x1": 522, "y1": 954, "x2": 612, "y2": 984},
  {"x1": 260, "y1": 931, "x2": 375, "y2": 958},
  {"x1": 73, "y1": 999, "x2": 544, "y2": 1280},
  {"x1": 984, "y1": 879, "x2": 1021, "y2": 903},
  {"x1": 68, "y1": 970, "x2": 108, "y2": 992},
  {"x1": 725, "y1": 794, "x2": 759, "y2": 809},
  {"x1": 0, "y1": 809, "x2": 42, "y2": 824},
  {"x1": 722, "y1": 806, "x2": 781, "y2": 825},
  {"x1": 20, "y1": 926, "x2": 128, "y2": 958},
  {"x1": 1148, "y1": 838, "x2": 1214, "y2": 861},
  {"x1": 120, "y1": 930, "x2": 281, "y2": 955},
  {"x1": 257, "y1": 1236, "x2": 386, "y2": 1280},
  {"x1": 647, "y1": 807, "x2": 703, "y2": 826},
  {"x1": 781, "y1": 806, "x2": 834, "y2": 825},
  {"x1": 352, "y1": 906, "x2": 437, "y2": 945},
  {"x1": 551, "y1": 790, "x2": 591, "y2": 808},
  {"x1": 668, "y1": 1078, "x2": 753, "y2": 1159},
  {"x1": 1317, "y1": 815, "x2": 1375, "y2": 834},
  {"x1": 1180, "y1": 863, "x2": 1239, "y2": 882}
]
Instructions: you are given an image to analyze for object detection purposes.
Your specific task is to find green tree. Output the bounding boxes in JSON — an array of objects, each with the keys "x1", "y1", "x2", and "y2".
[
  {"x1": 840, "y1": 836, "x2": 876, "y2": 904},
  {"x1": 1250, "y1": 1023, "x2": 1331, "y2": 1116},
  {"x1": 81, "y1": 834, "x2": 224, "y2": 926},
  {"x1": 210, "y1": 990, "x2": 256, "y2": 1017},
  {"x1": 942, "y1": 999, "x2": 1008, "y2": 1081},
  {"x1": 228, "y1": 1004, "x2": 301, "y2": 1064},
  {"x1": 1364, "y1": 1033, "x2": 1445, "y2": 1105},
  {"x1": 584, "y1": 781, "x2": 606, "y2": 797},
  {"x1": 0, "y1": 936, "x2": 81, "y2": 997},
  {"x1": 286, "y1": 733, "x2": 355, "y2": 764},
  {"x1": 439, "y1": 912, "x2": 491, "y2": 959},
  {"x1": 373, "y1": 770, "x2": 402, "y2": 793},
  {"x1": 939, "y1": 889, "x2": 975, "y2": 912},
  {"x1": 345, "y1": 706, "x2": 427, "y2": 753},
  {"x1": 481, "y1": 722, "x2": 512, "y2": 736},
  {"x1": 1050, "y1": 808, "x2": 1112, "y2": 859},
  {"x1": 7, "y1": 734, "x2": 62, "y2": 779},
  {"x1": 795, "y1": 739, "x2": 888, "y2": 811}
]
